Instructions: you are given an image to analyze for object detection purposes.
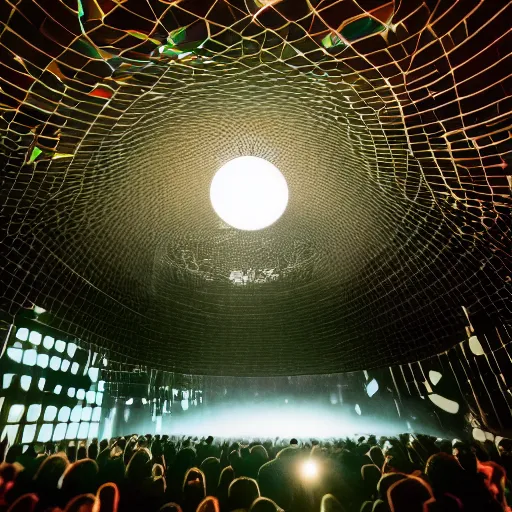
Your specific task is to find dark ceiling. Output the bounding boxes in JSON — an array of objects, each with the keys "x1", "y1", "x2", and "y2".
[{"x1": 1, "y1": 0, "x2": 510, "y2": 375}]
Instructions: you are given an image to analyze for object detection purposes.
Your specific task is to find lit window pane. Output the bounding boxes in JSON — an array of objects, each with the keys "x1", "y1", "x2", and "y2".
[
  {"x1": 54, "y1": 385, "x2": 62, "y2": 394},
  {"x1": 366, "y1": 379, "x2": 379, "y2": 398},
  {"x1": 88, "y1": 368, "x2": 99, "y2": 382},
  {"x1": 27, "y1": 404, "x2": 42, "y2": 422},
  {"x1": 92, "y1": 407, "x2": 101, "y2": 422},
  {"x1": 22, "y1": 424, "x2": 37, "y2": 443},
  {"x1": 78, "y1": 422, "x2": 90, "y2": 439},
  {"x1": 67, "y1": 343, "x2": 78, "y2": 358},
  {"x1": 20, "y1": 375, "x2": 32, "y2": 391},
  {"x1": 3, "y1": 374, "x2": 14, "y2": 389},
  {"x1": 29, "y1": 331, "x2": 42, "y2": 345},
  {"x1": 7, "y1": 347, "x2": 22, "y2": 363},
  {"x1": 43, "y1": 336, "x2": 54, "y2": 350},
  {"x1": 66, "y1": 422, "x2": 79, "y2": 440},
  {"x1": 102, "y1": 357, "x2": 108, "y2": 367},
  {"x1": 8, "y1": 404, "x2": 25, "y2": 423},
  {"x1": 89, "y1": 423, "x2": 99, "y2": 439},
  {"x1": 38, "y1": 424, "x2": 53, "y2": 442},
  {"x1": 81, "y1": 407, "x2": 92, "y2": 421},
  {"x1": 71, "y1": 362, "x2": 80, "y2": 375},
  {"x1": 55, "y1": 340, "x2": 66, "y2": 353},
  {"x1": 61, "y1": 359, "x2": 70, "y2": 372},
  {"x1": 98, "y1": 380, "x2": 105, "y2": 392},
  {"x1": 38, "y1": 378, "x2": 46, "y2": 391},
  {"x1": 53, "y1": 423, "x2": 67, "y2": 441},
  {"x1": 86, "y1": 391, "x2": 96, "y2": 404},
  {"x1": 67, "y1": 387, "x2": 76, "y2": 398},
  {"x1": 71, "y1": 405, "x2": 82, "y2": 422},
  {"x1": 58, "y1": 407, "x2": 71, "y2": 422},
  {"x1": 95, "y1": 392, "x2": 103, "y2": 406},
  {"x1": 49, "y1": 356, "x2": 61, "y2": 370},
  {"x1": 0, "y1": 397, "x2": 4, "y2": 414},
  {"x1": 44, "y1": 406, "x2": 58, "y2": 421},
  {"x1": 76, "y1": 389, "x2": 85, "y2": 400},
  {"x1": 22, "y1": 349, "x2": 37, "y2": 366},
  {"x1": 37, "y1": 354, "x2": 49, "y2": 368},
  {"x1": 16, "y1": 328, "x2": 29, "y2": 341},
  {"x1": 1, "y1": 425, "x2": 19, "y2": 445},
  {"x1": 428, "y1": 394, "x2": 460, "y2": 414}
]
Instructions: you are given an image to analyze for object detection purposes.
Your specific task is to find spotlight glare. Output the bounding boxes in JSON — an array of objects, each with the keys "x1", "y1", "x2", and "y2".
[
  {"x1": 210, "y1": 156, "x2": 288, "y2": 231},
  {"x1": 302, "y1": 460, "x2": 318, "y2": 479},
  {"x1": 154, "y1": 400, "x2": 429, "y2": 439}
]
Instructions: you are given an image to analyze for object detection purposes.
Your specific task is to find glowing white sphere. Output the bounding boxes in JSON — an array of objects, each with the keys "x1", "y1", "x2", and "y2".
[
  {"x1": 210, "y1": 156, "x2": 288, "y2": 230},
  {"x1": 302, "y1": 460, "x2": 318, "y2": 479}
]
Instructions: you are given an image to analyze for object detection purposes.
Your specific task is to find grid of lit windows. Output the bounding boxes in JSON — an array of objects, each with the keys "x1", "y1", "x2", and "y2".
[{"x1": 0, "y1": 322, "x2": 105, "y2": 445}]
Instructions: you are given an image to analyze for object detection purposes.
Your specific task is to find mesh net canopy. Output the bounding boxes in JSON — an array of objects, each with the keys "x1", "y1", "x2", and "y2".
[{"x1": 1, "y1": 0, "x2": 511, "y2": 376}]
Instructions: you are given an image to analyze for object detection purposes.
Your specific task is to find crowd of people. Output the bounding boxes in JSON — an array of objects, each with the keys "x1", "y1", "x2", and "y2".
[{"x1": 0, "y1": 431, "x2": 511, "y2": 512}]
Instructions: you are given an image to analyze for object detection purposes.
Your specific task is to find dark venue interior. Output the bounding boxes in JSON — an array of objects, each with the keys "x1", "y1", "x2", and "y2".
[{"x1": 0, "y1": 1, "x2": 511, "y2": 511}]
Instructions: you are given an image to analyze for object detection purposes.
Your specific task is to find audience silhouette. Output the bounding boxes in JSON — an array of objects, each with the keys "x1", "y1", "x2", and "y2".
[{"x1": 0, "y1": 433, "x2": 510, "y2": 511}]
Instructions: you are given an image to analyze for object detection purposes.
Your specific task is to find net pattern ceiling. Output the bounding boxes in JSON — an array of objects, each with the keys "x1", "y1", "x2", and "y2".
[{"x1": 1, "y1": 0, "x2": 511, "y2": 376}]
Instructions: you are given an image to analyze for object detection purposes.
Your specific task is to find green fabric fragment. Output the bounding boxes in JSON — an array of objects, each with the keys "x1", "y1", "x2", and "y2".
[{"x1": 28, "y1": 146, "x2": 42, "y2": 164}]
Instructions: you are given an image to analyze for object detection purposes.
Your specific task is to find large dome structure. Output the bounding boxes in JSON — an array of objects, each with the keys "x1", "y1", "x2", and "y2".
[{"x1": 0, "y1": 0, "x2": 510, "y2": 375}]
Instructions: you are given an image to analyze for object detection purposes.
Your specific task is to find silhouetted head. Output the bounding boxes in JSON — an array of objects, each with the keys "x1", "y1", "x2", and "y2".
[
  {"x1": 77, "y1": 445, "x2": 87, "y2": 461},
  {"x1": 175, "y1": 447, "x2": 197, "y2": 475},
  {"x1": 153, "y1": 463, "x2": 165, "y2": 478},
  {"x1": 452, "y1": 442, "x2": 477, "y2": 475},
  {"x1": 6, "y1": 493, "x2": 39, "y2": 512},
  {"x1": 196, "y1": 496, "x2": 220, "y2": 512},
  {"x1": 229, "y1": 450, "x2": 242, "y2": 476},
  {"x1": 126, "y1": 449, "x2": 152, "y2": 482},
  {"x1": 425, "y1": 453, "x2": 464, "y2": 496},
  {"x1": 217, "y1": 466, "x2": 235, "y2": 510},
  {"x1": 377, "y1": 473, "x2": 407, "y2": 500},
  {"x1": 219, "y1": 466, "x2": 235, "y2": 488},
  {"x1": 34, "y1": 453, "x2": 69, "y2": 495},
  {"x1": 249, "y1": 497, "x2": 283, "y2": 512},
  {"x1": 360, "y1": 501, "x2": 372, "y2": 512},
  {"x1": 368, "y1": 446, "x2": 385, "y2": 469},
  {"x1": 67, "y1": 443, "x2": 77, "y2": 464},
  {"x1": 371, "y1": 499, "x2": 387, "y2": 512},
  {"x1": 159, "y1": 503, "x2": 183, "y2": 512},
  {"x1": 387, "y1": 476, "x2": 433, "y2": 512},
  {"x1": 246, "y1": 446, "x2": 269, "y2": 479},
  {"x1": 60, "y1": 459, "x2": 99, "y2": 505},
  {"x1": 88, "y1": 441, "x2": 98, "y2": 461},
  {"x1": 95, "y1": 482, "x2": 119, "y2": 512},
  {"x1": 5, "y1": 444, "x2": 23, "y2": 464},
  {"x1": 182, "y1": 468, "x2": 206, "y2": 512},
  {"x1": 228, "y1": 477, "x2": 260, "y2": 511},
  {"x1": 361, "y1": 465, "x2": 381, "y2": 498},
  {"x1": 200, "y1": 457, "x2": 221, "y2": 496},
  {"x1": 63, "y1": 493, "x2": 96, "y2": 512},
  {"x1": 320, "y1": 493, "x2": 346, "y2": 512}
]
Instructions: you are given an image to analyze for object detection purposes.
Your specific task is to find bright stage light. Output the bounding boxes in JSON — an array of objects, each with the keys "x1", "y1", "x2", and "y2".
[
  {"x1": 301, "y1": 460, "x2": 318, "y2": 479},
  {"x1": 210, "y1": 156, "x2": 288, "y2": 230},
  {"x1": 154, "y1": 400, "x2": 439, "y2": 440}
]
